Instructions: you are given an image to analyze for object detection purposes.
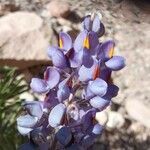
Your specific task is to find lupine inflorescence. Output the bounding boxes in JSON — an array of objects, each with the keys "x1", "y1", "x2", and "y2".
[{"x1": 17, "y1": 13, "x2": 125, "y2": 150}]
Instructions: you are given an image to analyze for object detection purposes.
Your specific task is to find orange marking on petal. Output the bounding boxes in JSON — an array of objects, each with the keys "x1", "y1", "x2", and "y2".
[
  {"x1": 109, "y1": 47, "x2": 114, "y2": 58},
  {"x1": 92, "y1": 117, "x2": 97, "y2": 124},
  {"x1": 44, "y1": 94, "x2": 49, "y2": 102},
  {"x1": 67, "y1": 78, "x2": 73, "y2": 88},
  {"x1": 83, "y1": 36, "x2": 90, "y2": 49},
  {"x1": 44, "y1": 70, "x2": 49, "y2": 81},
  {"x1": 93, "y1": 65, "x2": 100, "y2": 80},
  {"x1": 59, "y1": 38, "x2": 63, "y2": 49}
]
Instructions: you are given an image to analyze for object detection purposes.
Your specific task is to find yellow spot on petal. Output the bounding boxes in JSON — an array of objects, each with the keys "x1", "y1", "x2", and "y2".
[
  {"x1": 59, "y1": 38, "x2": 63, "y2": 49},
  {"x1": 109, "y1": 47, "x2": 114, "y2": 58},
  {"x1": 83, "y1": 36, "x2": 90, "y2": 49}
]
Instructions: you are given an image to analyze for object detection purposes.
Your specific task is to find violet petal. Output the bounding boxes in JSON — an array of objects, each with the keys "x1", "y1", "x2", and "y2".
[
  {"x1": 89, "y1": 78, "x2": 108, "y2": 97},
  {"x1": 92, "y1": 123, "x2": 103, "y2": 135},
  {"x1": 48, "y1": 47, "x2": 69, "y2": 69},
  {"x1": 82, "y1": 15, "x2": 91, "y2": 31},
  {"x1": 44, "y1": 67, "x2": 60, "y2": 89},
  {"x1": 44, "y1": 89, "x2": 59, "y2": 109},
  {"x1": 105, "y1": 56, "x2": 126, "y2": 71},
  {"x1": 74, "y1": 30, "x2": 87, "y2": 52},
  {"x1": 17, "y1": 114, "x2": 38, "y2": 128},
  {"x1": 23, "y1": 101, "x2": 43, "y2": 119},
  {"x1": 57, "y1": 84, "x2": 70, "y2": 102},
  {"x1": 92, "y1": 14, "x2": 100, "y2": 33},
  {"x1": 30, "y1": 78, "x2": 48, "y2": 93},
  {"x1": 17, "y1": 126, "x2": 33, "y2": 136},
  {"x1": 90, "y1": 96, "x2": 110, "y2": 110},
  {"x1": 99, "y1": 40, "x2": 115, "y2": 60},
  {"x1": 59, "y1": 32, "x2": 72, "y2": 52},
  {"x1": 48, "y1": 103, "x2": 66, "y2": 127}
]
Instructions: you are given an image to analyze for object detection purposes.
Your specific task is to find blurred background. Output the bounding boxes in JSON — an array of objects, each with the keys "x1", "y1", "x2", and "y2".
[{"x1": 0, "y1": 0, "x2": 150, "y2": 149}]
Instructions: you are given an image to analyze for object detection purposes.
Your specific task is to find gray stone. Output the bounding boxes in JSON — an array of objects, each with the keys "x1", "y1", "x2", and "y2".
[
  {"x1": 45, "y1": 0, "x2": 70, "y2": 18},
  {"x1": 106, "y1": 111, "x2": 125, "y2": 129},
  {"x1": 0, "y1": 12, "x2": 51, "y2": 68},
  {"x1": 125, "y1": 99, "x2": 150, "y2": 128}
]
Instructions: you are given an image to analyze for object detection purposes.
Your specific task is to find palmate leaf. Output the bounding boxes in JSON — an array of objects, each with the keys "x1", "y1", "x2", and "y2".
[{"x1": 0, "y1": 66, "x2": 29, "y2": 150}]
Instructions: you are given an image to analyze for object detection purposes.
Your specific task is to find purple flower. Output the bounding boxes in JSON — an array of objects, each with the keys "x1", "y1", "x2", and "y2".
[
  {"x1": 84, "y1": 78, "x2": 107, "y2": 99},
  {"x1": 59, "y1": 32, "x2": 72, "y2": 53},
  {"x1": 82, "y1": 14, "x2": 105, "y2": 37},
  {"x1": 56, "y1": 127, "x2": 72, "y2": 146},
  {"x1": 98, "y1": 40, "x2": 126, "y2": 71},
  {"x1": 87, "y1": 78, "x2": 108, "y2": 97},
  {"x1": 90, "y1": 96, "x2": 110, "y2": 111},
  {"x1": 81, "y1": 108, "x2": 96, "y2": 132},
  {"x1": 48, "y1": 103, "x2": 66, "y2": 127},
  {"x1": 92, "y1": 123, "x2": 104, "y2": 135},
  {"x1": 17, "y1": 13, "x2": 126, "y2": 149},
  {"x1": 22, "y1": 101, "x2": 43, "y2": 118},
  {"x1": 71, "y1": 108, "x2": 104, "y2": 148},
  {"x1": 78, "y1": 59, "x2": 100, "y2": 82},
  {"x1": 105, "y1": 56, "x2": 126, "y2": 71},
  {"x1": 47, "y1": 32, "x2": 72, "y2": 69},
  {"x1": 17, "y1": 101, "x2": 44, "y2": 135},
  {"x1": 77, "y1": 39, "x2": 125, "y2": 83},
  {"x1": 84, "y1": 79, "x2": 110, "y2": 111},
  {"x1": 30, "y1": 67, "x2": 60, "y2": 93},
  {"x1": 57, "y1": 78, "x2": 72, "y2": 102},
  {"x1": 17, "y1": 114, "x2": 37, "y2": 135},
  {"x1": 48, "y1": 46, "x2": 69, "y2": 69},
  {"x1": 70, "y1": 30, "x2": 99, "y2": 68},
  {"x1": 43, "y1": 89, "x2": 59, "y2": 109}
]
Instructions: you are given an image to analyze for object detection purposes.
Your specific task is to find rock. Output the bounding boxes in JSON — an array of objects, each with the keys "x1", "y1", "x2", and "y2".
[
  {"x1": 96, "y1": 111, "x2": 108, "y2": 126},
  {"x1": 125, "y1": 99, "x2": 150, "y2": 128},
  {"x1": 133, "y1": 0, "x2": 150, "y2": 12},
  {"x1": 0, "y1": 12, "x2": 51, "y2": 68},
  {"x1": 113, "y1": 0, "x2": 123, "y2": 3},
  {"x1": 95, "y1": 106, "x2": 111, "y2": 126},
  {"x1": 106, "y1": 111, "x2": 125, "y2": 129},
  {"x1": 129, "y1": 122, "x2": 145, "y2": 133},
  {"x1": 45, "y1": 0, "x2": 70, "y2": 18},
  {"x1": 0, "y1": 2, "x2": 20, "y2": 16}
]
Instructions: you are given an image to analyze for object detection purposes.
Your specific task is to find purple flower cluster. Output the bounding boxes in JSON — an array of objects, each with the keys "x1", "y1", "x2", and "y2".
[{"x1": 17, "y1": 14, "x2": 125, "y2": 150}]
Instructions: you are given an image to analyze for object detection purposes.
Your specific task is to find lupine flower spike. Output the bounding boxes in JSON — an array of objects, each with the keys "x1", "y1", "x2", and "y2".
[{"x1": 17, "y1": 13, "x2": 125, "y2": 150}]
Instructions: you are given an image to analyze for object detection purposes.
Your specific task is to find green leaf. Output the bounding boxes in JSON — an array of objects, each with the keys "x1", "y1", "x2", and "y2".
[{"x1": 0, "y1": 66, "x2": 28, "y2": 149}]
